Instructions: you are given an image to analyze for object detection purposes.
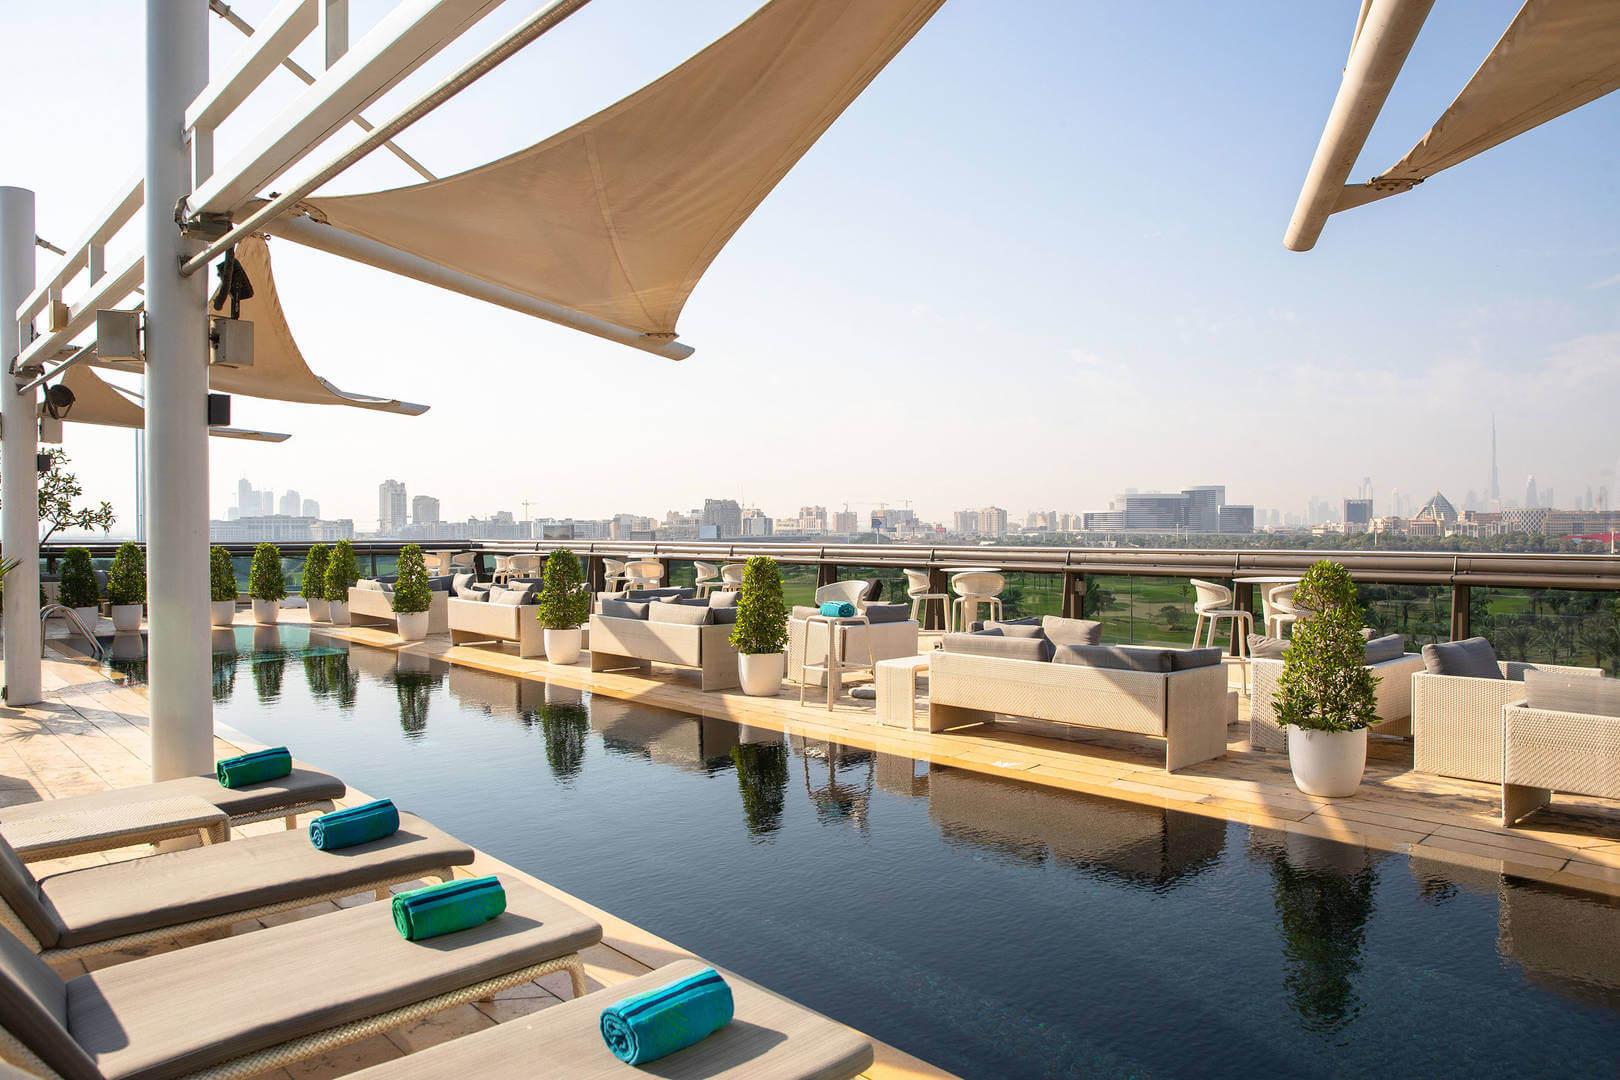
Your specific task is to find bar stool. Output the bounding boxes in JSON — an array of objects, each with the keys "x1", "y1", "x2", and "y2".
[
  {"x1": 694, "y1": 561, "x2": 722, "y2": 597},
  {"x1": 903, "y1": 569, "x2": 949, "y2": 630},
  {"x1": 1192, "y1": 578, "x2": 1253, "y2": 693},
  {"x1": 951, "y1": 571, "x2": 1005, "y2": 632}
]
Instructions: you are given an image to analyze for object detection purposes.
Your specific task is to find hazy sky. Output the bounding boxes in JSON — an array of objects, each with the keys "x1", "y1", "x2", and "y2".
[{"x1": 5, "y1": 0, "x2": 1617, "y2": 530}]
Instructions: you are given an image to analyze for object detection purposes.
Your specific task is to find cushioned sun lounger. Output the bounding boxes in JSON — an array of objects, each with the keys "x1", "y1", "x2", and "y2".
[
  {"x1": 0, "y1": 876, "x2": 601, "y2": 1080},
  {"x1": 0, "y1": 812, "x2": 473, "y2": 961},
  {"x1": 346, "y1": 958, "x2": 875, "y2": 1080}
]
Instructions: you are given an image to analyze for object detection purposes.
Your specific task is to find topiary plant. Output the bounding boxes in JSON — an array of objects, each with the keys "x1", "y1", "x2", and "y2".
[
  {"x1": 536, "y1": 548, "x2": 589, "y2": 630},
  {"x1": 323, "y1": 540, "x2": 359, "y2": 603},
  {"x1": 1276, "y1": 560, "x2": 1378, "y2": 733},
  {"x1": 59, "y1": 547, "x2": 99, "y2": 610},
  {"x1": 392, "y1": 544, "x2": 432, "y2": 614},
  {"x1": 731, "y1": 556, "x2": 788, "y2": 655},
  {"x1": 301, "y1": 543, "x2": 329, "y2": 600},
  {"x1": 248, "y1": 543, "x2": 287, "y2": 602},
  {"x1": 106, "y1": 542, "x2": 146, "y2": 606},
  {"x1": 210, "y1": 546, "x2": 239, "y2": 602}
]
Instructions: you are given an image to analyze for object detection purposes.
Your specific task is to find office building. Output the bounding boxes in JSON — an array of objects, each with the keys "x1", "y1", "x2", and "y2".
[
  {"x1": 701, "y1": 498, "x2": 742, "y2": 538},
  {"x1": 1217, "y1": 505, "x2": 1255, "y2": 534},
  {"x1": 1343, "y1": 498, "x2": 1373, "y2": 532},
  {"x1": 378, "y1": 479, "x2": 408, "y2": 534},
  {"x1": 741, "y1": 507, "x2": 773, "y2": 536},
  {"x1": 278, "y1": 490, "x2": 301, "y2": 517},
  {"x1": 1182, "y1": 486, "x2": 1223, "y2": 533},
  {"x1": 832, "y1": 509, "x2": 859, "y2": 535},
  {"x1": 301, "y1": 499, "x2": 320, "y2": 519},
  {"x1": 412, "y1": 495, "x2": 441, "y2": 526}
]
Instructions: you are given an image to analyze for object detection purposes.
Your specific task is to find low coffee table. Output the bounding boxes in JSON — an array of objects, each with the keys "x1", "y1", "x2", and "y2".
[{"x1": 876, "y1": 654, "x2": 934, "y2": 730}]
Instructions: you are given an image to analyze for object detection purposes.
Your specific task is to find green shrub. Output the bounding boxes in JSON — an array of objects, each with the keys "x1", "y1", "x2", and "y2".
[
  {"x1": 1277, "y1": 560, "x2": 1379, "y2": 733},
  {"x1": 730, "y1": 556, "x2": 787, "y2": 655},
  {"x1": 59, "y1": 548, "x2": 99, "y2": 609},
  {"x1": 106, "y1": 542, "x2": 146, "y2": 606},
  {"x1": 210, "y1": 546, "x2": 239, "y2": 602},
  {"x1": 392, "y1": 544, "x2": 432, "y2": 614},
  {"x1": 323, "y1": 540, "x2": 359, "y2": 603},
  {"x1": 248, "y1": 543, "x2": 286, "y2": 602},
  {"x1": 301, "y1": 544, "x2": 329, "y2": 600},
  {"x1": 536, "y1": 548, "x2": 589, "y2": 630}
]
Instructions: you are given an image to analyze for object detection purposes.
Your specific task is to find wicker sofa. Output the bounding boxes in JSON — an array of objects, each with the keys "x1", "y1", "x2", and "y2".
[
  {"x1": 347, "y1": 578, "x2": 450, "y2": 634},
  {"x1": 448, "y1": 593, "x2": 567, "y2": 658},
  {"x1": 1501, "y1": 670, "x2": 1620, "y2": 826},
  {"x1": 1249, "y1": 635, "x2": 1424, "y2": 752},
  {"x1": 588, "y1": 595, "x2": 740, "y2": 691}
]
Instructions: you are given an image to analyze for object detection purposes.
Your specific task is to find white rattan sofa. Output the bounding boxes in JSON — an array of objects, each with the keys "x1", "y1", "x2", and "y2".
[
  {"x1": 1249, "y1": 636, "x2": 1424, "y2": 752},
  {"x1": 588, "y1": 599, "x2": 740, "y2": 691},
  {"x1": 1501, "y1": 670, "x2": 1620, "y2": 826},
  {"x1": 447, "y1": 595, "x2": 557, "y2": 658},
  {"x1": 348, "y1": 580, "x2": 449, "y2": 635}
]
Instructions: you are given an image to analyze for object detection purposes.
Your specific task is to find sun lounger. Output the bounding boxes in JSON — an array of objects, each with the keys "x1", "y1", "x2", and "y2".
[
  {"x1": 0, "y1": 812, "x2": 473, "y2": 961},
  {"x1": 0, "y1": 762, "x2": 345, "y2": 861},
  {"x1": 0, "y1": 876, "x2": 600, "y2": 1080},
  {"x1": 347, "y1": 957, "x2": 874, "y2": 1080}
]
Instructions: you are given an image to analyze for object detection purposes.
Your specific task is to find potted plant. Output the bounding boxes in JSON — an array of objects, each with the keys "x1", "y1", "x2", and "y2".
[
  {"x1": 59, "y1": 547, "x2": 100, "y2": 629},
  {"x1": 1276, "y1": 559, "x2": 1379, "y2": 797},
  {"x1": 324, "y1": 539, "x2": 359, "y2": 625},
  {"x1": 392, "y1": 544, "x2": 433, "y2": 641},
  {"x1": 731, "y1": 555, "x2": 788, "y2": 696},
  {"x1": 302, "y1": 543, "x2": 330, "y2": 622},
  {"x1": 106, "y1": 541, "x2": 146, "y2": 632},
  {"x1": 535, "y1": 549, "x2": 589, "y2": 664},
  {"x1": 209, "y1": 546, "x2": 238, "y2": 627},
  {"x1": 247, "y1": 542, "x2": 286, "y2": 625}
]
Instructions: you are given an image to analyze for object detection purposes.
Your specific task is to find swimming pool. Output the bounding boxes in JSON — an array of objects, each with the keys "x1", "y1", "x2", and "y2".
[{"x1": 112, "y1": 627, "x2": 1620, "y2": 1076}]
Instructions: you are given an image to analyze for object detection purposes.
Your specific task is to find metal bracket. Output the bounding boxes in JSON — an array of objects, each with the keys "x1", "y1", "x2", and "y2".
[{"x1": 175, "y1": 197, "x2": 234, "y2": 241}]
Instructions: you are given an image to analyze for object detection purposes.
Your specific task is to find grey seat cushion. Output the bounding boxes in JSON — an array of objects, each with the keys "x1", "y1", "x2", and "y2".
[
  {"x1": 626, "y1": 587, "x2": 694, "y2": 601},
  {"x1": 971, "y1": 618, "x2": 1045, "y2": 639},
  {"x1": 708, "y1": 591, "x2": 740, "y2": 608},
  {"x1": 1524, "y1": 669, "x2": 1620, "y2": 718},
  {"x1": 1363, "y1": 633, "x2": 1406, "y2": 665},
  {"x1": 0, "y1": 929, "x2": 98, "y2": 1080},
  {"x1": 38, "y1": 813, "x2": 474, "y2": 949},
  {"x1": 67, "y1": 877, "x2": 600, "y2": 1080},
  {"x1": 942, "y1": 632, "x2": 1053, "y2": 663},
  {"x1": 0, "y1": 836, "x2": 61, "y2": 947},
  {"x1": 1053, "y1": 645, "x2": 1223, "y2": 673},
  {"x1": 343, "y1": 958, "x2": 873, "y2": 1080},
  {"x1": 648, "y1": 601, "x2": 713, "y2": 626},
  {"x1": 671, "y1": 599, "x2": 737, "y2": 624},
  {"x1": 1421, "y1": 637, "x2": 1502, "y2": 678},
  {"x1": 1168, "y1": 647, "x2": 1224, "y2": 670},
  {"x1": 426, "y1": 575, "x2": 455, "y2": 593},
  {"x1": 598, "y1": 599, "x2": 650, "y2": 621},
  {"x1": 0, "y1": 765, "x2": 345, "y2": 826},
  {"x1": 862, "y1": 602, "x2": 911, "y2": 625},
  {"x1": 1041, "y1": 616, "x2": 1103, "y2": 647},
  {"x1": 1247, "y1": 634, "x2": 1289, "y2": 660}
]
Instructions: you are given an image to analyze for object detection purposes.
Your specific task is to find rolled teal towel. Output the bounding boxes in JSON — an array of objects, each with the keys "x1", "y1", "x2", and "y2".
[
  {"x1": 309, "y1": 799, "x2": 399, "y2": 850},
  {"x1": 216, "y1": 746, "x2": 292, "y2": 788},
  {"x1": 392, "y1": 876, "x2": 505, "y2": 941},
  {"x1": 600, "y1": 967, "x2": 734, "y2": 1066},
  {"x1": 818, "y1": 600, "x2": 855, "y2": 618}
]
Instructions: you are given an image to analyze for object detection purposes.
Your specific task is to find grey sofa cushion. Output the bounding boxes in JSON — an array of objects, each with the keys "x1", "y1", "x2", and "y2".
[
  {"x1": 863, "y1": 602, "x2": 911, "y2": 625},
  {"x1": 0, "y1": 835, "x2": 60, "y2": 947},
  {"x1": 1524, "y1": 669, "x2": 1620, "y2": 718},
  {"x1": 1421, "y1": 637, "x2": 1502, "y2": 678},
  {"x1": 0, "y1": 930, "x2": 95, "y2": 1080},
  {"x1": 1248, "y1": 634, "x2": 1289, "y2": 660},
  {"x1": 1170, "y1": 647, "x2": 1225, "y2": 670},
  {"x1": 426, "y1": 575, "x2": 455, "y2": 593},
  {"x1": 971, "y1": 618, "x2": 1044, "y2": 638},
  {"x1": 1054, "y1": 644, "x2": 1224, "y2": 673},
  {"x1": 942, "y1": 632, "x2": 1053, "y2": 663},
  {"x1": 451, "y1": 573, "x2": 486, "y2": 599},
  {"x1": 627, "y1": 587, "x2": 694, "y2": 601},
  {"x1": 708, "y1": 591, "x2": 740, "y2": 608},
  {"x1": 1041, "y1": 616, "x2": 1103, "y2": 647},
  {"x1": 648, "y1": 600, "x2": 712, "y2": 625},
  {"x1": 487, "y1": 586, "x2": 537, "y2": 606},
  {"x1": 599, "y1": 599, "x2": 650, "y2": 620},
  {"x1": 1363, "y1": 633, "x2": 1406, "y2": 665}
]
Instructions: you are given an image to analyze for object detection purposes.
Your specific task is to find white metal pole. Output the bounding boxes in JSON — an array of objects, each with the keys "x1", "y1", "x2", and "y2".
[
  {"x1": 145, "y1": 0, "x2": 213, "y2": 780},
  {"x1": 0, "y1": 186, "x2": 42, "y2": 705}
]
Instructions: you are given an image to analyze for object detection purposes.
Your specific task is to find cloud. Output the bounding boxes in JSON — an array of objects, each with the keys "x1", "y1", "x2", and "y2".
[{"x1": 1589, "y1": 272, "x2": 1620, "y2": 290}]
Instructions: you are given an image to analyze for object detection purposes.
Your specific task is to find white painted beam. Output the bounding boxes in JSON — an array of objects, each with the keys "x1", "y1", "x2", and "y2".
[
  {"x1": 185, "y1": 0, "x2": 318, "y2": 133},
  {"x1": 13, "y1": 251, "x2": 144, "y2": 372},
  {"x1": 15, "y1": 176, "x2": 141, "y2": 326}
]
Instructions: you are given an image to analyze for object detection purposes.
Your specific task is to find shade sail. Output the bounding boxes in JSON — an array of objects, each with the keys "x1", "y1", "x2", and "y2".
[
  {"x1": 1335, "y1": 0, "x2": 1620, "y2": 213},
  {"x1": 51, "y1": 365, "x2": 290, "y2": 442},
  {"x1": 299, "y1": 0, "x2": 944, "y2": 344}
]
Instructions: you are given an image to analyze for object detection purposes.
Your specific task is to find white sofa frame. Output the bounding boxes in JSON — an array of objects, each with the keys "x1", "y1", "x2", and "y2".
[
  {"x1": 588, "y1": 614, "x2": 740, "y2": 691},
  {"x1": 347, "y1": 584, "x2": 449, "y2": 635},
  {"x1": 1249, "y1": 652, "x2": 1426, "y2": 752},
  {"x1": 447, "y1": 597, "x2": 550, "y2": 658}
]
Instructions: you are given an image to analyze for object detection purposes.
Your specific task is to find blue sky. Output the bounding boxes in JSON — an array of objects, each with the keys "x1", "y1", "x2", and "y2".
[{"x1": 5, "y1": 0, "x2": 1617, "y2": 529}]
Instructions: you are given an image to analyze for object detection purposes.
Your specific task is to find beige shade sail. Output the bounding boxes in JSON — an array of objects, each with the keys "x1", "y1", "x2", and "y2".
[
  {"x1": 299, "y1": 0, "x2": 945, "y2": 344},
  {"x1": 1335, "y1": 0, "x2": 1620, "y2": 213},
  {"x1": 49, "y1": 365, "x2": 290, "y2": 442}
]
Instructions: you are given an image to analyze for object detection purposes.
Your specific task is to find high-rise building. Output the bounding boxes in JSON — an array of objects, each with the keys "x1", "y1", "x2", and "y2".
[
  {"x1": 301, "y1": 499, "x2": 320, "y2": 519},
  {"x1": 1217, "y1": 505, "x2": 1255, "y2": 533},
  {"x1": 978, "y1": 506, "x2": 1008, "y2": 537},
  {"x1": 1343, "y1": 498, "x2": 1373, "y2": 532},
  {"x1": 953, "y1": 509, "x2": 981, "y2": 536},
  {"x1": 832, "y1": 509, "x2": 858, "y2": 534},
  {"x1": 236, "y1": 478, "x2": 256, "y2": 517},
  {"x1": 1182, "y1": 486, "x2": 1224, "y2": 533},
  {"x1": 412, "y1": 495, "x2": 440, "y2": 525},
  {"x1": 741, "y1": 507, "x2": 773, "y2": 536},
  {"x1": 378, "y1": 479, "x2": 408, "y2": 534},
  {"x1": 1525, "y1": 475, "x2": 1538, "y2": 510},
  {"x1": 1489, "y1": 415, "x2": 1500, "y2": 505},
  {"x1": 701, "y1": 498, "x2": 742, "y2": 538},
  {"x1": 278, "y1": 490, "x2": 301, "y2": 516}
]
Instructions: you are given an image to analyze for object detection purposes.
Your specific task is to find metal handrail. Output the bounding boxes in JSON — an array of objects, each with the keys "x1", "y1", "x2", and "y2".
[{"x1": 40, "y1": 605, "x2": 106, "y2": 660}]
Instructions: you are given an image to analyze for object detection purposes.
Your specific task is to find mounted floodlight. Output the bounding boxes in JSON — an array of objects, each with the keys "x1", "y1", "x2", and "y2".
[
  {"x1": 94, "y1": 309, "x2": 142, "y2": 361},
  {"x1": 43, "y1": 382, "x2": 76, "y2": 420}
]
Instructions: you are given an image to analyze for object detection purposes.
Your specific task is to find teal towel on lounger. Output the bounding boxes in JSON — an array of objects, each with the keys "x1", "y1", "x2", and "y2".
[
  {"x1": 600, "y1": 966, "x2": 735, "y2": 1065},
  {"x1": 818, "y1": 600, "x2": 855, "y2": 618},
  {"x1": 309, "y1": 799, "x2": 399, "y2": 850},
  {"x1": 391, "y1": 876, "x2": 505, "y2": 941},
  {"x1": 216, "y1": 746, "x2": 292, "y2": 788}
]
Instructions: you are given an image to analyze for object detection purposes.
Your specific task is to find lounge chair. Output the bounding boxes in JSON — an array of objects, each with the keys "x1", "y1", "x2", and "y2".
[
  {"x1": 0, "y1": 761, "x2": 345, "y2": 862},
  {"x1": 0, "y1": 876, "x2": 600, "y2": 1080},
  {"x1": 346, "y1": 958, "x2": 874, "y2": 1080},
  {"x1": 0, "y1": 813, "x2": 473, "y2": 962}
]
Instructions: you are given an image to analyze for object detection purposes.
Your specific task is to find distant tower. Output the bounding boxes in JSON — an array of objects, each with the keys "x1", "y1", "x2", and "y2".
[
  {"x1": 1525, "y1": 474, "x2": 1538, "y2": 510},
  {"x1": 1489, "y1": 415, "x2": 1499, "y2": 505}
]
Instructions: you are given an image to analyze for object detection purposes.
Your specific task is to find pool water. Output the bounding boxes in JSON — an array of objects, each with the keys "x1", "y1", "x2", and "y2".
[{"x1": 116, "y1": 628, "x2": 1620, "y2": 1076}]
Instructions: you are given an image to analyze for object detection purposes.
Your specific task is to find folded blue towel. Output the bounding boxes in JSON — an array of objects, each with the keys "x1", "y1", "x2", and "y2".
[
  {"x1": 216, "y1": 746, "x2": 292, "y2": 788},
  {"x1": 392, "y1": 876, "x2": 505, "y2": 941},
  {"x1": 818, "y1": 601, "x2": 856, "y2": 618},
  {"x1": 309, "y1": 798, "x2": 399, "y2": 850},
  {"x1": 600, "y1": 967, "x2": 734, "y2": 1066}
]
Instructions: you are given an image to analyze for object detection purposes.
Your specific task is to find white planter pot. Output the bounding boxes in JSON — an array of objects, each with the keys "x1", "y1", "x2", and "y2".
[
  {"x1": 307, "y1": 598, "x2": 330, "y2": 623},
  {"x1": 1287, "y1": 727, "x2": 1368, "y2": 798},
  {"x1": 110, "y1": 604, "x2": 143, "y2": 633},
  {"x1": 251, "y1": 598, "x2": 280, "y2": 625},
  {"x1": 210, "y1": 600, "x2": 237, "y2": 628},
  {"x1": 738, "y1": 652, "x2": 786, "y2": 697},
  {"x1": 72, "y1": 606, "x2": 100, "y2": 630},
  {"x1": 327, "y1": 600, "x2": 350, "y2": 626},
  {"x1": 543, "y1": 627, "x2": 582, "y2": 665},
  {"x1": 396, "y1": 610, "x2": 430, "y2": 642}
]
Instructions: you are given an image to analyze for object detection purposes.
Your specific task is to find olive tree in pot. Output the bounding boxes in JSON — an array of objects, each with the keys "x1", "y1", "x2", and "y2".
[
  {"x1": 1277, "y1": 560, "x2": 1379, "y2": 797},
  {"x1": 731, "y1": 556, "x2": 788, "y2": 696},
  {"x1": 59, "y1": 547, "x2": 101, "y2": 629},
  {"x1": 106, "y1": 542, "x2": 146, "y2": 632},
  {"x1": 302, "y1": 543, "x2": 330, "y2": 622},
  {"x1": 535, "y1": 549, "x2": 589, "y2": 665},
  {"x1": 209, "y1": 546, "x2": 238, "y2": 627},
  {"x1": 248, "y1": 543, "x2": 286, "y2": 625},
  {"x1": 392, "y1": 544, "x2": 433, "y2": 641},
  {"x1": 323, "y1": 540, "x2": 359, "y2": 625}
]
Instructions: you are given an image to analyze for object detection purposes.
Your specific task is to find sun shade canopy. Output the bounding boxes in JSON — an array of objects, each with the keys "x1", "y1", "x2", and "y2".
[
  {"x1": 295, "y1": 0, "x2": 944, "y2": 350},
  {"x1": 51, "y1": 365, "x2": 290, "y2": 442}
]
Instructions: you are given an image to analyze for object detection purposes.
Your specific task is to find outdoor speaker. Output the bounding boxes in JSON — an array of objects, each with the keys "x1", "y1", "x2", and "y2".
[
  {"x1": 207, "y1": 393, "x2": 231, "y2": 427},
  {"x1": 35, "y1": 453, "x2": 52, "y2": 473},
  {"x1": 208, "y1": 315, "x2": 254, "y2": 368},
  {"x1": 95, "y1": 308, "x2": 142, "y2": 361}
]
